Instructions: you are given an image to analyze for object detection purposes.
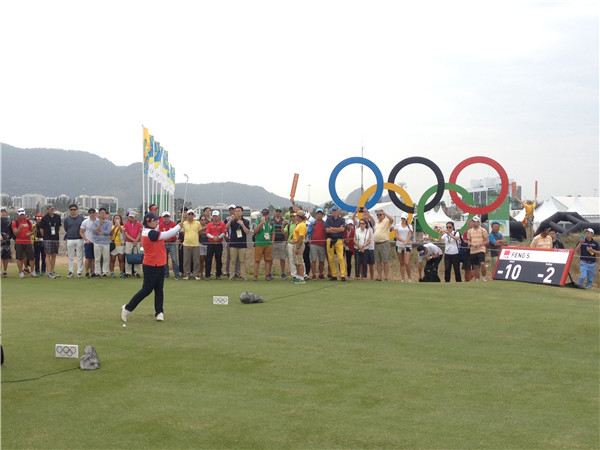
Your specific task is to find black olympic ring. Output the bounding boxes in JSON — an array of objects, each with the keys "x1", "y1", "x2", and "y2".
[{"x1": 387, "y1": 157, "x2": 445, "y2": 213}]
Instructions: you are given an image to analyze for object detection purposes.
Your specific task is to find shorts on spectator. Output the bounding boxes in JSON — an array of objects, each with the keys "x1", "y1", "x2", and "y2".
[
  {"x1": 396, "y1": 246, "x2": 411, "y2": 253},
  {"x1": 84, "y1": 242, "x2": 95, "y2": 259},
  {"x1": 43, "y1": 240, "x2": 60, "y2": 255},
  {"x1": 110, "y1": 245, "x2": 125, "y2": 256},
  {"x1": 272, "y1": 241, "x2": 286, "y2": 260},
  {"x1": 309, "y1": 244, "x2": 326, "y2": 262},
  {"x1": 366, "y1": 249, "x2": 375, "y2": 265},
  {"x1": 469, "y1": 252, "x2": 485, "y2": 266},
  {"x1": 374, "y1": 242, "x2": 391, "y2": 263},
  {"x1": 254, "y1": 245, "x2": 273, "y2": 262},
  {"x1": 199, "y1": 244, "x2": 207, "y2": 256},
  {"x1": 293, "y1": 243, "x2": 305, "y2": 266},
  {"x1": 15, "y1": 243, "x2": 34, "y2": 261},
  {"x1": 1, "y1": 246, "x2": 11, "y2": 260}
]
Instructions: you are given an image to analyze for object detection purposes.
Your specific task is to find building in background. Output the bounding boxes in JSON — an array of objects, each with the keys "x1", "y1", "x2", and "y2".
[{"x1": 467, "y1": 177, "x2": 521, "y2": 210}]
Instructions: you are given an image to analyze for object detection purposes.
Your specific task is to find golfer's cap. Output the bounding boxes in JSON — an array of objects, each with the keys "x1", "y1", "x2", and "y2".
[
  {"x1": 149, "y1": 205, "x2": 158, "y2": 211},
  {"x1": 472, "y1": 216, "x2": 481, "y2": 222},
  {"x1": 345, "y1": 219, "x2": 354, "y2": 225},
  {"x1": 17, "y1": 208, "x2": 25, "y2": 215},
  {"x1": 401, "y1": 212, "x2": 409, "y2": 220},
  {"x1": 143, "y1": 212, "x2": 158, "y2": 224},
  {"x1": 212, "y1": 210, "x2": 221, "y2": 216},
  {"x1": 331, "y1": 205, "x2": 339, "y2": 211},
  {"x1": 187, "y1": 210, "x2": 196, "y2": 215},
  {"x1": 315, "y1": 208, "x2": 324, "y2": 214},
  {"x1": 46, "y1": 203, "x2": 55, "y2": 210},
  {"x1": 35, "y1": 212, "x2": 43, "y2": 218},
  {"x1": 162, "y1": 211, "x2": 171, "y2": 217},
  {"x1": 261, "y1": 208, "x2": 270, "y2": 215},
  {"x1": 128, "y1": 211, "x2": 137, "y2": 217},
  {"x1": 228, "y1": 204, "x2": 236, "y2": 210},
  {"x1": 275, "y1": 206, "x2": 282, "y2": 212},
  {"x1": 296, "y1": 210, "x2": 306, "y2": 219},
  {"x1": 585, "y1": 228, "x2": 594, "y2": 234}
]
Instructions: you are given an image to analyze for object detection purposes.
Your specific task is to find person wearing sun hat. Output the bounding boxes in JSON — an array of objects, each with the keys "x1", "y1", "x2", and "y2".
[
  {"x1": 159, "y1": 211, "x2": 181, "y2": 280},
  {"x1": 575, "y1": 228, "x2": 599, "y2": 289},
  {"x1": 253, "y1": 208, "x2": 275, "y2": 281},
  {"x1": 466, "y1": 215, "x2": 489, "y2": 282},
  {"x1": 291, "y1": 210, "x2": 307, "y2": 283},
  {"x1": 12, "y1": 208, "x2": 36, "y2": 278},
  {"x1": 205, "y1": 210, "x2": 227, "y2": 280},
  {"x1": 121, "y1": 212, "x2": 181, "y2": 322},
  {"x1": 123, "y1": 210, "x2": 143, "y2": 278}
]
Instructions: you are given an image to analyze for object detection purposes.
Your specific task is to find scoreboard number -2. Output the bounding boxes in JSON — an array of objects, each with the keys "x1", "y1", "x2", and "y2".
[{"x1": 493, "y1": 247, "x2": 575, "y2": 286}]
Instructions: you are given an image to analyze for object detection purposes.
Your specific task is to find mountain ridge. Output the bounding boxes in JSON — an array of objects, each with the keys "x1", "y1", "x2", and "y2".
[{"x1": 0, "y1": 143, "x2": 315, "y2": 210}]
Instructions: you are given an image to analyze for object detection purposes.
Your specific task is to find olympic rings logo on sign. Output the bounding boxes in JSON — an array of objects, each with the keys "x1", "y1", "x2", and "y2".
[
  {"x1": 328, "y1": 156, "x2": 509, "y2": 237},
  {"x1": 56, "y1": 345, "x2": 77, "y2": 357}
]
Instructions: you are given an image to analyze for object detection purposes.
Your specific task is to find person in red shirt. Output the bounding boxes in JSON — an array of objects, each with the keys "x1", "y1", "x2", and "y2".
[
  {"x1": 123, "y1": 211, "x2": 143, "y2": 278},
  {"x1": 308, "y1": 208, "x2": 327, "y2": 280},
  {"x1": 121, "y1": 212, "x2": 181, "y2": 323},
  {"x1": 343, "y1": 219, "x2": 356, "y2": 279},
  {"x1": 11, "y1": 208, "x2": 36, "y2": 277},
  {"x1": 205, "y1": 210, "x2": 227, "y2": 280},
  {"x1": 159, "y1": 211, "x2": 180, "y2": 279}
]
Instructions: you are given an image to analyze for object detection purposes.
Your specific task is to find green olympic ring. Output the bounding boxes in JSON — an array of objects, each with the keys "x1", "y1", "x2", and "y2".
[{"x1": 417, "y1": 183, "x2": 475, "y2": 239}]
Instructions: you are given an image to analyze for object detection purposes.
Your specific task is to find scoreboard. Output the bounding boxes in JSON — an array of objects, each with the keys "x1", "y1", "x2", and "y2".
[{"x1": 492, "y1": 246, "x2": 575, "y2": 286}]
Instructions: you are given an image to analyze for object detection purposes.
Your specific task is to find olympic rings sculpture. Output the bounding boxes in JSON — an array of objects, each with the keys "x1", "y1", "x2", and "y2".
[{"x1": 329, "y1": 156, "x2": 508, "y2": 236}]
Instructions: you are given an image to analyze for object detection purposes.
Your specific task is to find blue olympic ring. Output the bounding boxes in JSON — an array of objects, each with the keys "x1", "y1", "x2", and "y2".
[{"x1": 328, "y1": 157, "x2": 384, "y2": 212}]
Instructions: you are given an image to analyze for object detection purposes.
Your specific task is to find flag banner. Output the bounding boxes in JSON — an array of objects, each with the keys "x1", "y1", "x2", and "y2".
[
  {"x1": 154, "y1": 143, "x2": 163, "y2": 169},
  {"x1": 143, "y1": 127, "x2": 150, "y2": 174},
  {"x1": 148, "y1": 135, "x2": 156, "y2": 178}
]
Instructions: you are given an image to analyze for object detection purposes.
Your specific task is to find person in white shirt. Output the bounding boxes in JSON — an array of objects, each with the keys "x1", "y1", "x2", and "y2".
[
  {"x1": 439, "y1": 221, "x2": 462, "y2": 282},
  {"x1": 417, "y1": 242, "x2": 443, "y2": 282},
  {"x1": 353, "y1": 218, "x2": 372, "y2": 281},
  {"x1": 394, "y1": 212, "x2": 413, "y2": 282}
]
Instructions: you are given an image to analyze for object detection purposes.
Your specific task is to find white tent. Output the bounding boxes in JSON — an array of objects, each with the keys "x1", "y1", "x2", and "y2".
[
  {"x1": 423, "y1": 207, "x2": 452, "y2": 227},
  {"x1": 533, "y1": 198, "x2": 567, "y2": 227}
]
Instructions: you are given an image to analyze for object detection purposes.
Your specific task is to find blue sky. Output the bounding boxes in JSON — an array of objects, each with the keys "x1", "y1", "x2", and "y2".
[{"x1": 1, "y1": 1, "x2": 597, "y2": 206}]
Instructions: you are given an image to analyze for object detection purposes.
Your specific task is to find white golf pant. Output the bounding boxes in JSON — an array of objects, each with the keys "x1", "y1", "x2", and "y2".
[{"x1": 67, "y1": 239, "x2": 84, "y2": 274}]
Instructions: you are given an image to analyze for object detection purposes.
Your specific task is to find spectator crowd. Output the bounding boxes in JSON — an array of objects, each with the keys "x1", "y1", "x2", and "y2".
[{"x1": 1, "y1": 200, "x2": 598, "y2": 289}]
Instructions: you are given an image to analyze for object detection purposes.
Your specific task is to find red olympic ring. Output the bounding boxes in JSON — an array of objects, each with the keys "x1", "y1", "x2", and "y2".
[{"x1": 449, "y1": 156, "x2": 509, "y2": 214}]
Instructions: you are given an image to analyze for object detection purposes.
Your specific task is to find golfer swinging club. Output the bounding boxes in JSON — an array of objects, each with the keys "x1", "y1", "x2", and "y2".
[{"x1": 121, "y1": 212, "x2": 181, "y2": 322}]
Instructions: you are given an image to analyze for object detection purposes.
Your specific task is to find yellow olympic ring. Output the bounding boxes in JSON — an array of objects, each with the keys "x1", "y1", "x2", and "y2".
[{"x1": 358, "y1": 183, "x2": 414, "y2": 223}]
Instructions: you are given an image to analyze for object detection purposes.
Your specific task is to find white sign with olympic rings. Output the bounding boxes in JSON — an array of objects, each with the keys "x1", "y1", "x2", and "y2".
[{"x1": 55, "y1": 344, "x2": 79, "y2": 359}]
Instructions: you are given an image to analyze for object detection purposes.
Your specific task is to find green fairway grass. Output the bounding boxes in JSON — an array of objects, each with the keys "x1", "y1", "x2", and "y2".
[{"x1": 1, "y1": 274, "x2": 598, "y2": 449}]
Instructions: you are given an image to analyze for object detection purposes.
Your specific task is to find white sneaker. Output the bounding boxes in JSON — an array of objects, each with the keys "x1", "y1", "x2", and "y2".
[
  {"x1": 475, "y1": 278, "x2": 480, "y2": 282},
  {"x1": 156, "y1": 313, "x2": 164, "y2": 321},
  {"x1": 19, "y1": 271, "x2": 25, "y2": 278},
  {"x1": 121, "y1": 305, "x2": 130, "y2": 322},
  {"x1": 482, "y1": 277, "x2": 488, "y2": 282},
  {"x1": 407, "y1": 278, "x2": 412, "y2": 283},
  {"x1": 30, "y1": 272, "x2": 38, "y2": 278}
]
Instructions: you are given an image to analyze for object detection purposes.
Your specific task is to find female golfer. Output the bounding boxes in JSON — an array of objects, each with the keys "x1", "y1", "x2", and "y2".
[{"x1": 121, "y1": 212, "x2": 181, "y2": 322}]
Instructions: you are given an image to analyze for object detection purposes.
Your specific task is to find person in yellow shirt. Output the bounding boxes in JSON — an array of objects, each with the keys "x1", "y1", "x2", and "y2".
[
  {"x1": 530, "y1": 225, "x2": 553, "y2": 249},
  {"x1": 181, "y1": 210, "x2": 202, "y2": 280},
  {"x1": 292, "y1": 210, "x2": 307, "y2": 284},
  {"x1": 517, "y1": 196, "x2": 537, "y2": 241},
  {"x1": 110, "y1": 214, "x2": 125, "y2": 277}
]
